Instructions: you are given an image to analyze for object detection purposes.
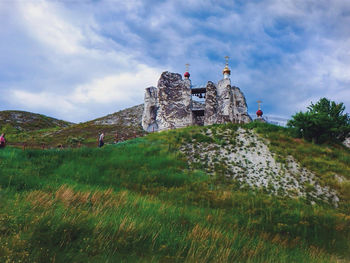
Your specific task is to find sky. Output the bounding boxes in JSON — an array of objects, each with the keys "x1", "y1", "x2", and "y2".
[{"x1": 0, "y1": 0, "x2": 349, "y2": 123}]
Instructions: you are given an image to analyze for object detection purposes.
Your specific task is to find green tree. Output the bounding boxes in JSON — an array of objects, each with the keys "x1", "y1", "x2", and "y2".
[{"x1": 287, "y1": 98, "x2": 350, "y2": 144}]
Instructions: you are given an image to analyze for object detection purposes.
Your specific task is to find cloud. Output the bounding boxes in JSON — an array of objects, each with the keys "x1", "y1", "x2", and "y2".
[
  {"x1": 71, "y1": 64, "x2": 160, "y2": 104},
  {"x1": 17, "y1": 0, "x2": 85, "y2": 54},
  {"x1": 7, "y1": 64, "x2": 161, "y2": 122},
  {"x1": 1, "y1": 0, "x2": 350, "y2": 123},
  {"x1": 8, "y1": 89, "x2": 78, "y2": 118}
]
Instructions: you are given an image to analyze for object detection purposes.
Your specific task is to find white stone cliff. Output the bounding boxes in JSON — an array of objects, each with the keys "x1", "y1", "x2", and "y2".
[{"x1": 142, "y1": 71, "x2": 251, "y2": 132}]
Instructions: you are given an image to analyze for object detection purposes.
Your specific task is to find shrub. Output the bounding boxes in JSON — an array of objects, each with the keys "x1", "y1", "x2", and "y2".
[{"x1": 288, "y1": 98, "x2": 350, "y2": 144}]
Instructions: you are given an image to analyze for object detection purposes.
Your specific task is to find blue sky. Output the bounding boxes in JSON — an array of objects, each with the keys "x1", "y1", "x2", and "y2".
[{"x1": 0, "y1": 0, "x2": 349, "y2": 123}]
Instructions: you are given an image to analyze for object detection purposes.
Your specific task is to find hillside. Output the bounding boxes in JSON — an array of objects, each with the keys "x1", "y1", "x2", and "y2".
[
  {"x1": 0, "y1": 122, "x2": 349, "y2": 262},
  {"x1": 42, "y1": 104, "x2": 145, "y2": 147},
  {"x1": 2, "y1": 105, "x2": 144, "y2": 148},
  {"x1": 0, "y1": 110, "x2": 73, "y2": 132},
  {"x1": 93, "y1": 104, "x2": 143, "y2": 126}
]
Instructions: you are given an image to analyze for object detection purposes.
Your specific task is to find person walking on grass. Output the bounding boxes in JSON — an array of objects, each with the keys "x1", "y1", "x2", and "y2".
[
  {"x1": 98, "y1": 132, "x2": 105, "y2": 148},
  {"x1": 0, "y1": 133, "x2": 6, "y2": 148}
]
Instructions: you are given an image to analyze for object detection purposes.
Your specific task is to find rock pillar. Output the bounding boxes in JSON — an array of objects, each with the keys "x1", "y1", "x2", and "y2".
[
  {"x1": 204, "y1": 81, "x2": 218, "y2": 125},
  {"x1": 142, "y1": 86, "x2": 158, "y2": 132}
]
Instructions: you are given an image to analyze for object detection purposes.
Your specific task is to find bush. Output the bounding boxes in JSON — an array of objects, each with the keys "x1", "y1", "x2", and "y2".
[
  {"x1": 66, "y1": 136, "x2": 85, "y2": 147},
  {"x1": 288, "y1": 98, "x2": 350, "y2": 144}
]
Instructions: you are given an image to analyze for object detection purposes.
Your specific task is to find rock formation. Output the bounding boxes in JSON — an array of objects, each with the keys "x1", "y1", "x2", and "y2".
[
  {"x1": 142, "y1": 71, "x2": 251, "y2": 132},
  {"x1": 156, "y1": 72, "x2": 192, "y2": 130},
  {"x1": 95, "y1": 104, "x2": 144, "y2": 127},
  {"x1": 142, "y1": 87, "x2": 158, "y2": 132},
  {"x1": 203, "y1": 81, "x2": 218, "y2": 125},
  {"x1": 232, "y1": 86, "x2": 252, "y2": 123},
  {"x1": 142, "y1": 72, "x2": 193, "y2": 132},
  {"x1": 203, "y1": 80, "x2": 251, "y2": 125}
]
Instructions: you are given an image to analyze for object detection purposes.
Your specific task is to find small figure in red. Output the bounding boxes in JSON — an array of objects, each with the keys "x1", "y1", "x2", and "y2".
[{"x1": 0, "y1": 133, "x2": 6, "y2": 148}]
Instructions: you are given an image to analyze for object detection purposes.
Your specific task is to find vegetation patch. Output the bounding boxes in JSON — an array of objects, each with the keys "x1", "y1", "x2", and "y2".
[
  {"x1": 0, "y1": 124, "x2": 349, "y2": 262},
  {"x1": 246, "y1": 121, "x2": 350, "y2": 207},
  {"x1": 177, "y1": 124, "x2": 339, "y2": 206}
]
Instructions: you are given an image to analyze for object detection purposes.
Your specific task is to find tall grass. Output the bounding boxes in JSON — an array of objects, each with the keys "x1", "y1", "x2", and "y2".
[{"x1": 0, "y1": 133, "x2": 349, "y2": 262}]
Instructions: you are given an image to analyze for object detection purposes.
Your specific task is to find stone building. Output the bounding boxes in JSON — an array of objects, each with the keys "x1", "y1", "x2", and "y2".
[{"x1": 142, "y1": 62, "x2": 251, "y2": 132}]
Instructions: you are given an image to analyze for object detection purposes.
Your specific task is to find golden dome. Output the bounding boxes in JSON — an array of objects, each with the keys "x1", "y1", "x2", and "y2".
[{"x1": 222, "y1": 65, "x2": 231, "y2": 75}]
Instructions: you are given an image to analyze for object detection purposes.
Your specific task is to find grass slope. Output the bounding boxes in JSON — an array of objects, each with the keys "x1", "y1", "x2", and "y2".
[
  {"x1": 0, "y1": 110, "x2": 73, "y2": 149},
  {"x1": 0, "y1": 123, "x2": 349, "y2": 262}
]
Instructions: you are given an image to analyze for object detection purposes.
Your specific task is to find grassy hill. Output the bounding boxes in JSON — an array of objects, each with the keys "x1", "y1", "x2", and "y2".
[
  {"x1": 1, "y1": 105, "x2": 144, "y2": 148},
  {"x1": 0, "y1": 122, "x2": 349, "y2": 262},
  {"x1": 0, "y1": 110, "x2": 74, "y2": 149},
  {"x1": 0, "y1": 110, "x2": 73, "y2": 132}
]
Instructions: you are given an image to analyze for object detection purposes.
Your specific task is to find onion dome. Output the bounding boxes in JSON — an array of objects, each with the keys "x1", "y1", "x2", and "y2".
[
  {"x1": 256, "y1": 109, "x2": 263, "y2": 117},
  {"x1": 222, "y1": 65, "x2": 231, "y2": 75},
  {"x1": 184, "y1": 71, "x2": 190, "y2": 78}
]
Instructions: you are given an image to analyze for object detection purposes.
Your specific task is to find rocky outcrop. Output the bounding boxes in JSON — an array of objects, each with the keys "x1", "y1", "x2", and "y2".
[
  {"x1": 95, "y1": 104, "x2": 144, "y2": 127},
  {"x1": 142, "y1": 72, "x2": 193, "y2": 132},
  {"x1": 232, "y1": 86, "x2": 252, "y2": 123},
  {"x1": 216, "y1": 79, "x2": 234, "y2": 123},
  {"x1": 204, "y1": 81, "x2": 218, "y2": 125},
  {"x1": 142, "y1": 71, "x2": 251, "y2": 132},
  {"x1": 156, "y1": 72, "x2": 192, "y2": 130},
  {"x1": 142, "y1": 87, "x2": 158, "y2": 132},
  {"x1": 180, "y1": 126, "x2": 339, "y2": 206},
  {"x1": 204, "y1": 80, "x2": 251, "y2": 125}
]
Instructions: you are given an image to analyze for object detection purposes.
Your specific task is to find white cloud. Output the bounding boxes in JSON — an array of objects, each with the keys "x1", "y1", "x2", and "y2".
[
  {"x1": 9, "y1": 89, "x2": 77, "y2": 115},
  {"x1": 1, "y1": 0, "x2": 350, "y2": 123},
  {"x1": 71, "y1": 64, "x2": 160, "y2": 104},
  {"x1": 17, "y1": 0, "x2": 86, "y2": 54},
  {"x1": 7, "y1": 64, "x2": 161, "y2": 122}
]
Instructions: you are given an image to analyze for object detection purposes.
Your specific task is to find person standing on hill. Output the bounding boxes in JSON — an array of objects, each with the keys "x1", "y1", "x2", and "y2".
[
  {"x1": 98, "y1": 132, "x2": 105, "y2": 148},
  {"x1": 0, "y1": 133, "x2": 6, "y2": 148}
]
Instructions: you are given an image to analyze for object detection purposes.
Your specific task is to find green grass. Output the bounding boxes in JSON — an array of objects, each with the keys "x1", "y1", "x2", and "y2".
[{"x1": 0, "y1": 127, "x2": 349, "y2": 262}]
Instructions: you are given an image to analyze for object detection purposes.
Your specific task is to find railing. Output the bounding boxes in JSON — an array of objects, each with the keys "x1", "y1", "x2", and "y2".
[{"x1": 251, "y1": 115, "x2": 289, "y2": 127}]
